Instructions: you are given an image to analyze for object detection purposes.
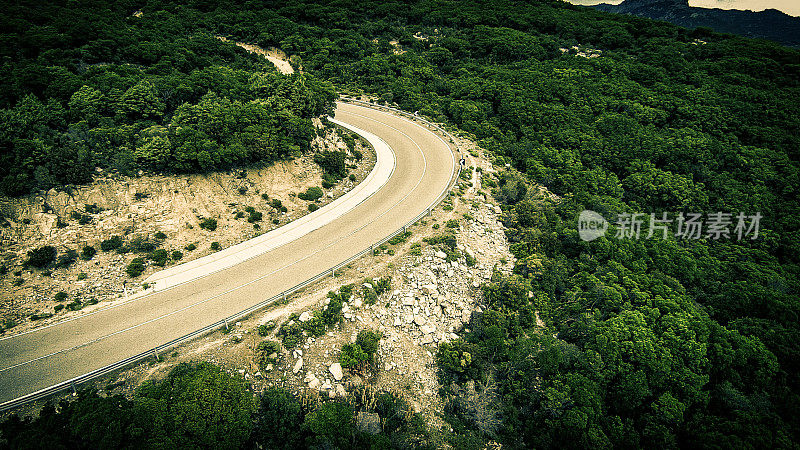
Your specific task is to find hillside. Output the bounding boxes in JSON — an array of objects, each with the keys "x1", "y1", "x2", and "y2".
[
  {"x1": 1, "y1": 0, "x2": 799, "y2": 448},
  {"x1": 592, "y1": 0, "x2": 800, "y2": 47}
]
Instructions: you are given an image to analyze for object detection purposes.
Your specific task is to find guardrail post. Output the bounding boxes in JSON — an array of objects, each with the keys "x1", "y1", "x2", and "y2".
[
  {"x1": 331, "y1": 268, "x2": 335, "y2": 277},
  {"x1": 223, "y1": 318, "x2": 229, "y2": 330},
  {"x1": 153, "y1": 349, "x2": 159, "y2": 361},
  {"x1": 283, "y1": 292, "x2": 287, "y2": 302},
  {"x1": 71, "y1": 381, "x2": 77, "y2": 395}
]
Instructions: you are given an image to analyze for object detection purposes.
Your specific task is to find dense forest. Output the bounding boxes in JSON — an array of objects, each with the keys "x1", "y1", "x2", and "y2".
[{"x1": 1, "y1": 0, "x2": 799, "y2": 448}]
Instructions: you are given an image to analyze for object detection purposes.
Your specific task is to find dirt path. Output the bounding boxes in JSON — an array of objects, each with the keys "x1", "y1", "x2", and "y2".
[{"x1": 216, "y1": 37, "x2": 296, "y2": 74}]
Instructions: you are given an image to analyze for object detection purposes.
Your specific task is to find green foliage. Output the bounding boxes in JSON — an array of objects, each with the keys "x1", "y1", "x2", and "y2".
[
  {"x1": 298, "y1": 186, "x2": 323, "y2": 201},
  {"x1": 147, "y1": 249, "x2": 169, "y2": 267},
  {"x1": 251, "y1": 388, "x2": 307, "y2": 449},
  {"x1": 54, "y1": 291, "x2": 68, "y2": 302},
  {"x1": 269, "y1": 199, "x2": 283, "y2": 209},
  {"x1": 56, "y1": 249, "x2": 78, "y2": 268},
  {"x1": 153, "y1": 231, "x2": 167, "y2": 240},
  {"x1": 100, "y1": 236, "x2": 123, "y2": 252},
  {"x1": 125, "y1": 258, "x2": 145, "y2": 278},
  {"x1": 199, "y1": 218, "x2": 217, "y2": 231},
  {"x1": 81, "y1": 245, "x2": 96, "y2": 260},
  {"x1": 25, "y1": 246, "x2": 56, "y2": 268},
  {"x1": 340, "y1": 329, "x2": 382, "y2": 369},
  {"x1": 210, "y1": 242, "x2": 221, "y2": 251},
  {"x1": 247, "y1": 211, "x2": 263, "y2": 223},
  {"x1": 171, "y1": 250, "x2": 183, "y2": 261},
  {"x1": 314, "y1": 150, "x2": 347, "y2": 178},
  {"x1": 306, "y1": 402, "x2": 354, "y2": 449},
  {"x1": 308, "y1": 203, "x2": 319, "y2": 212},
  {"x1": 446, "y1": 219, "x2": 459, "y2": 229},
  {"x1": 258, "y1": 321, "x2": 276, "y2": 336},
  {"x1": 185, "y1": 243, "x2": 197, "y2": 251},
  {"x1": 388, "y1": 230, "x2": 411, "y2": 245}
]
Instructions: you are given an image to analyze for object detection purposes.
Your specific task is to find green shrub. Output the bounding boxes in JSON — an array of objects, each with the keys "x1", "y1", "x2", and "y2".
[
  {"x1": 388, "y1": 231, "x2": 411, "y2": 245},
  {"x1": 278, "y1": 319, "x2": 304, "y2": 348},
  {"x1": 84, "y1": 203, "x2": 102, "y2": 214},
  {"x1": 171, "y1": 250, "x2": 183, "y2": 260},
  {"x1": 210, "y1": 242, "x2": 221, "y2": 251},
  {"x1": 56, "y1": 249, "x2": 78, "y2": 268},
  {"x1": 26, "y1": 246, "x2": 56, "y2": 268},
  {"x1": 272, "y1": 218, "x2": 280, "y2": 225},
  {"x1": 30, "y1": 313, "x2": 53, "y2": 321},
  {"x1": 339, "y1": 343, "x2": 369, "y2": 369},
  {"x1": 54, "y1": 291, "x2": 68, "y2": 302},
  {"x1": 446, "y1": 219, "x2": 459, "y2": 228},
  {"x1": 308, "y1": 203, "x2": 319, "y2": 212},
  {"x1": 148, "y1": 249, "x2": 169, "y2": 267},
  {"x1": 71, "y1": 211, "x2": 92, "y2": 225},
  {"x1": 269, "y1": 199, "x2": 282, "y2": 209},
  {"x1": 126, "y1": 258, "x2": 146, "y2": 277},
  {"x1": 410, "y1": 243, "x2": 422, "y2": 256},
  {"x1": 77, "y1": 272, "x2": 87, "y2": 280},
  {"x1": 101, "y1": 235, "x2": 123, "y2": 252},
  {"x1": 247, "y1": 211, "x2": 263, "y2": 223},
  {"x1": 66, "y1": 299, "x2": 82, "y2": 311},
  {"x1": 154, "y1": 231, "x2": 167, "y2": 240},
  {"x1": 356, "y1": 329, "x2": 382, "y2": 356},
  {"x1": 185, "y1": 243, "x2": 197, "y2": 251},
  {"x1": 261, "y1": 193, "x2": 269, "y2": 200},
  {"x1": 258, "y1": 321, "x2": 276, "y2": 336},
  {"x1": 129, "y1": 236, "x2": 158, "y2": 253},
  {"x1": 432, "y1": 223, "x2": 440, "y2": 229},
  {"x1": 199, "y1": 217, "x2": 218, "y2": 231},
  {"x1": 81, "y1": 245, "x2": 96, "y2": 260},
  {"x1": 314, "y1": 150, "x2": 347, "y2": 178},
  {"x1": 349, "y1": 174, "x2": 356, "y2": 181},
  {"x1": 54, "y1": 304, "x2": 64, "y2": 313},
  {"x1": 298, "y1": 186, "x2": 323, "y2": 201}
]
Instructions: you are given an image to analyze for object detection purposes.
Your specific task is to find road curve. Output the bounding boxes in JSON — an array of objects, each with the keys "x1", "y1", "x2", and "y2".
[{"x1": 0, "y1": 101, "x2": 457, "y2": 405}]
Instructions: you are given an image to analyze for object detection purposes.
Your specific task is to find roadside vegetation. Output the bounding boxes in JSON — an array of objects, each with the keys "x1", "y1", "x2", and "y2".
[{"x1": 0, "y1": 0, "x2": 798, "y2": 447}]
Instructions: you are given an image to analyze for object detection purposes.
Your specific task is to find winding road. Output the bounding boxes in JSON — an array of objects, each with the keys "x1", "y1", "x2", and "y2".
[{"x1": 0, "y1": 101, "x2": 457, "y2": 407}]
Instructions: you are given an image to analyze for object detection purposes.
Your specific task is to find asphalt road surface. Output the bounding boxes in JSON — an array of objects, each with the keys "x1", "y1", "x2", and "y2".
[{"x1": 0, "y1": 101, "x2": 457, "y2": 405}]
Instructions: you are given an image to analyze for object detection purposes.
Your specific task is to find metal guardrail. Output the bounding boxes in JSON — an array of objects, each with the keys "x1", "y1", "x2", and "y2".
[{"x1": 0, "y1": 98, "x2": 463, "y2": 412}]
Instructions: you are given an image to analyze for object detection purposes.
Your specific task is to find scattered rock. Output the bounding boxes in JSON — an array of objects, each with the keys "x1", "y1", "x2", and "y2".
[
  {"x1": 329, "y1": 362, "x2": 343, "y2": 381},
  {"x1": 292, "y1": 357, "x2": 303, "y2": 374}
]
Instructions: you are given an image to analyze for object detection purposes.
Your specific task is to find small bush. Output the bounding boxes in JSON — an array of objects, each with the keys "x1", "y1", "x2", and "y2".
[
  {"x1": 298, "y1": 186, "x2": 323, "y2": 201},
  {"x1": 210, "y1": 242, "x2": 221, "y2": 251},
  {"x1": 432, "y1": 223, "x2": 440, "y2": 229},
  {"x1": 280, "y1": 205, "x2": 287, "y2": 213},
  {"x1": 129, "y1": 236, "x2": 159, "y2": 253},
  {"x1": 171, "y1": 250, "x2": 183, "y2": 261},
  {"x1": 54, "y1": 304, "x2": 65, "y2": 313},
  {"x1": 26, "y1": 246, "x2": 57, "y2": 268},
  {"x1": 148, "y1": 249, "x2": 169, "y2": 267},
  {"x1": 185, "y1": 243, "x2": 197, "y2": 251},
  {"x1": 410, "y1": 243, "x2": 422, "y2": 256},
  {"x1": 349, "y1": 174, "x2": 356, "y2": 182},
  {"x1": 199, "y1": 218, "x2": 218, "y2": 231},
  {"x1": 71, "y1": 211, "x2": 92, "y2": 225},
  {"x1": 81, "y1": 245, "x2": 96, "y2": 260},
  {"x1": 126, "y1": 258, "x2": 146, "y2": 277},
  {"x1": 308, "y1": 203, "x2": 319, "y2": 212},
  {"x1": 56, "y1": 217, "x2": 68, "y2": 228},
  {"x1": 258, "y1": 321, "x2": 276, "y2": 336},
  {"x1": 269, "y1": 199, "x2": 282, "y2": 209},
  {"x1": 446, "y1": 219, "x2": 459, "y2": 228},
  {"x1": 247, "y1": 211, "x2": 263, "y2": 223},
  {"x1": 77, "y1": 272, "x2": 87, "y2": 280},
  {"x1": 154, "y1": 231, "x2": 167, "y2": 240},
  {"x1": 56, "y1": 249, "x2": 78, "y2": 268},
  {"x1": 261, "y1": 193, "x2": 269, "y2": 200},
  {"x1": 66, "y1": 299, "x2": 82, "y2": 311},
  {"x1": 272, "y1": 219, "x2": 280, "y2": 225},
  {"x1": 84, "y1": 203, "x2": 102, "y2": 214},
  {"x1": 101, "y1": 235, "x2": 123, "y2": 252},
  {"x1": 54, "y1": 291, "x2": 68, "y2": 302},
  {"x1": 314, "y1": 150, "x2": 347, "y2": 178},
  {"x1": 388, "y1": 231, "x2": 411, "y2": 245}
]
